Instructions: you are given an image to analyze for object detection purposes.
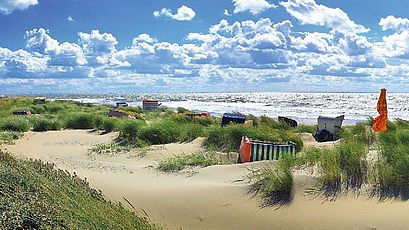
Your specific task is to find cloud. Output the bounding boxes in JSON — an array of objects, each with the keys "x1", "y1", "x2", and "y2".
[
  {"x1": 153, "y1": 5, "x2": 196, "y2": 21},
  {"x1": 78, "y1": 30, "x2": 117, "y2": 55},
  {"x1": 67, "y1": 16, "x2": 74, "y2": 22},
  {"x1": 379, "y1": 15, "x2": 409, "y2": 32},
  {"x1": 24, "y1": 28, "x2": 86, "y2": 66},
  {"x1": 2, "y1": 5, "x2": 409, "y2": 93},
  {"x1": 232, "y1": 0, "x2": 276, "y2": 15},
  {"x1": 280, "y1": 0, "x2": 369, "y2": 33},
  {"x1": 0, "y1": 0, "x2": 38, "y2": 15},
  {"x1": 224, "y1": 9, "x2": 231, "y2": 16}
]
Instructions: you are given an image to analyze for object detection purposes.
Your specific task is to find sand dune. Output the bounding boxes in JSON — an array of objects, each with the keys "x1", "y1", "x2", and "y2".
[{"x1": 4, "y1": 130, "x2": 409, "y2": 230}]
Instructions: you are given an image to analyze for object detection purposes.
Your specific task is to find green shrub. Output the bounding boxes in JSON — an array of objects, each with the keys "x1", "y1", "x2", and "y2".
[
  {"x1": 103, "y1": 118, "x2": 117, "y2": 133},
  {"x1": 0, "y1": 117, "x2": 31, "y2": 132},
  {"x1": 168, "y1": 113, "x2": 192, "y2": 124},
  {"x1": 93, "y1": 115, "x2": 105, "y2": 130},
  {"x1": 194, "y1": 117, "x2": 214, "y2": 126},
  {"x1": 180, "y1": 124, "x2": 205, "y2": 142},
  {"x1": 31, "y1": 117, "x2": 62, "y2": 131},
  {"x1": 45, "y1": 103, "x2": 66, "y2": 113},
  {"x1": 158, "y1": 152, "x2": 220, "y2": 172},
  {"x1": 29, "y1": 105, "x2": 47, "y2": 114},
  {"x1": 137, "y1": 120, "x2": 181, "y2": 145},
  {"x1": 119, "y1": 120, "x2": 145, "y2": 143},
  {"x1": 176, "y1": 107, "x2": 190, "y2": 113},
  {"x1": 259, "y1": 115, "x2": 290, "y2": 130},
  {"x1": 65, "y1": 113, "x2": 98, "y2": 129}
]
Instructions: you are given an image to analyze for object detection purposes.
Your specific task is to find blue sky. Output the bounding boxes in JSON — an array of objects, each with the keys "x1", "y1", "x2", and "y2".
[{"x1": 1, "y1": 0, "x2": 409, "y2": 94}]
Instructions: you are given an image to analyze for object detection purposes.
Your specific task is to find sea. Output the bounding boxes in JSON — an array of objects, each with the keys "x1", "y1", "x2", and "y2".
[{"x1": 46, "y1": 92, "x2": 409, "y2": 125}]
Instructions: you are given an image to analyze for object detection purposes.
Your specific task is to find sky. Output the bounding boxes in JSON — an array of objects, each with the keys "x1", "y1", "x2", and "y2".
[{"x1": 1, "y1": 0, "x2": 409, "y2": 94}]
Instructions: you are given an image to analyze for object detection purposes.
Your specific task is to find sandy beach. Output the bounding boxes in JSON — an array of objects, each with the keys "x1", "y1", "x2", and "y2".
[{"x1": 3, "y1": 130, "x2": 409, "y2": 230}]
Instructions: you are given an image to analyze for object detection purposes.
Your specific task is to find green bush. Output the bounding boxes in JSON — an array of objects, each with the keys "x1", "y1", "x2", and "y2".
[
  {"x1": 180, "y1": 124, "x2": 205, "y2": 142},
  {"x1": 45, "y1": 103, "x2": 66, "y2": 113},
  {"x1": 176, "y1": 107, "x2": 190, "y2": 113},
  {"x1": 103, "y1": 118, "x2": 117, "y2": 133},
  {"x1": 29, "y1": 105, "x2": 47, "y2": 114},
  {"x1": 0, "y1": 117, "x2": 31, "y2": 132},
  {"x1": 119, "y1": 120, "x2": 145, "y2": 143},
  {"x1": 93, "y1": 115, "x2": 105, "y2": 130},
  {"x1": 31, "y1": 117, "x2": 62, "y2": 132},
  {"x1": 137, "y1": 120, "x2": 181, "y2": 145},
  {"x1": 64, "y1": 113, "x2": 98, "y2": 129},
  {"x1": 194, "y1": 116, "x2": 214, "y2": 126},
  {"x1": 168, "y1": 113, "x2": 192, "y2": 124}
]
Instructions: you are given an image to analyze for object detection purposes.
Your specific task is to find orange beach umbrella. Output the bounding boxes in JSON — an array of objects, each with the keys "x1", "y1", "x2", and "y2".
[{"x1": 372, "y1": 88, "x2": 388, "y2": 132}]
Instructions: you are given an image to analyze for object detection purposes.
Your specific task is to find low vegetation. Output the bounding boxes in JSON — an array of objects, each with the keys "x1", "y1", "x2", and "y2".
[
  {"x1": 157, "y1": 152, "x2": 220, "y2": 172},
  {"x1": 0, "y1": 151, "x2": 157, "y2": 229},
  {"x1": 248, "y1": 155, "x2": 295, "y2": 203}
]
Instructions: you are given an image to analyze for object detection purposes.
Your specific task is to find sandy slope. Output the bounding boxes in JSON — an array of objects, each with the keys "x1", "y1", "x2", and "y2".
[{"x1": 4, "y1": 130, "x2": 409, "y2": 230}]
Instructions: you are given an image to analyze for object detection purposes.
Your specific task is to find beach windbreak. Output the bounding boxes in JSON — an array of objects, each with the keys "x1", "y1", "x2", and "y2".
[{"x1": 372, "y1": 88, "x2": 388, "y2": 132}]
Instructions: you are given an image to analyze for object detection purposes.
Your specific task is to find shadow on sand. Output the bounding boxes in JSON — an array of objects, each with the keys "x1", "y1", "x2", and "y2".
[
  {"x1": 305, "y1": 173, "x2": 365, "y2": 202},
  {"x1": 248, "y1": 187, "x2": 293, "y2": 210},
  {"x1": 369, "y1": 186, "x2": 409, "y2": 202}
]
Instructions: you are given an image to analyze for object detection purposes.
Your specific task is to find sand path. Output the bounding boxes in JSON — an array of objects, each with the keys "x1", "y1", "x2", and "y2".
[{"x1": 4, "y1": 130, "x2": 409, "y2": 230}]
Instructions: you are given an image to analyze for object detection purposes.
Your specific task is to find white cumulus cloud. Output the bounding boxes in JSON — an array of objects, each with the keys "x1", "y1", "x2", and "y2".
[
  {"x1": 153, "y1": 5, "x2": 196, "y2": 21},
  {"x1": 280, "y1": 0, "x2": 369, "y2": 33},
  {"x1": 0, "y1": 0, "x2": 38, "y2": 15},
  {"x1": 379, "y1": 15, "x2": 409, "y2": 32},
  {"x1": 232, "y1": 0, "x2": 276, "y2": 15}
]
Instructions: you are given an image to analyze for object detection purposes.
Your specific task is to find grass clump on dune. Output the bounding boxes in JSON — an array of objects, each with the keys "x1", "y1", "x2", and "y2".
[
  {"x1": 248, "y1": 155, "x2": 295, "y2": 205},
  {"x1": 158, "y1": 152, "x2": 220, "y2": 172},
  {"x1": 0, "y1": 151, "x2": 157, "y2": 229},
  {"x1": 374, "y1": 126, "x2": 409, "y2": 188}
]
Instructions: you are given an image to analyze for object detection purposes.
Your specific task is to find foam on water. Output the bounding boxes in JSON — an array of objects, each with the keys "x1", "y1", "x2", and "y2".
[{"x1": 56, "y1": 92, "x2": 409, "y2": 125}]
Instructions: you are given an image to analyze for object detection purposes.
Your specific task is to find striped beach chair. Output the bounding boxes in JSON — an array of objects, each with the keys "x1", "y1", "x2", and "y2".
[{"x1": 238, "y1": 136, "x2": 297, "y2": 163}]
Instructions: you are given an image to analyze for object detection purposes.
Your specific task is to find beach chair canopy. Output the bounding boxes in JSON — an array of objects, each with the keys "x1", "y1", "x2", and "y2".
[
  {"x1": 315, "y1": 115, "x2": 344, "y2": 142},
  {"x1": 116, "y1": 102, "x2": 128, "y2": 107},
  {"x1": 221, "y1": 113, "x2": 246, "y2": 126},
  {"x1": 238, "y1": 136, "x2": 297, "y2": 163},
  {"x1": 142, "y1": 99, "x2": 160, "y2": 111}
]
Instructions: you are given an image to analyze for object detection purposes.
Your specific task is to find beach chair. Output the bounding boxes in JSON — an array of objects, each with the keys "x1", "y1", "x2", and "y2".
[
  {"x1": 314, "y1": 115, "x2": 344, "y2": 142},
  {"x1": 237, "y1": 136, "x2": 297, "y2": 163},
  {"x1": 221, "y1": 113, "x2": 246, "y2": 126}
]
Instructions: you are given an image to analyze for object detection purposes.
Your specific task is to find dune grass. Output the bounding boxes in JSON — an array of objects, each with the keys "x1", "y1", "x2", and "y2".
[
  {"x1": 0, "y1": 151, "x2": 157, "y2": 229},
  {"x1": 248, "y1": 155, "x2": 295, "y2": 206},
  {"x1": 158, "y1": 152, "x2": 220, "y2": 172}
]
